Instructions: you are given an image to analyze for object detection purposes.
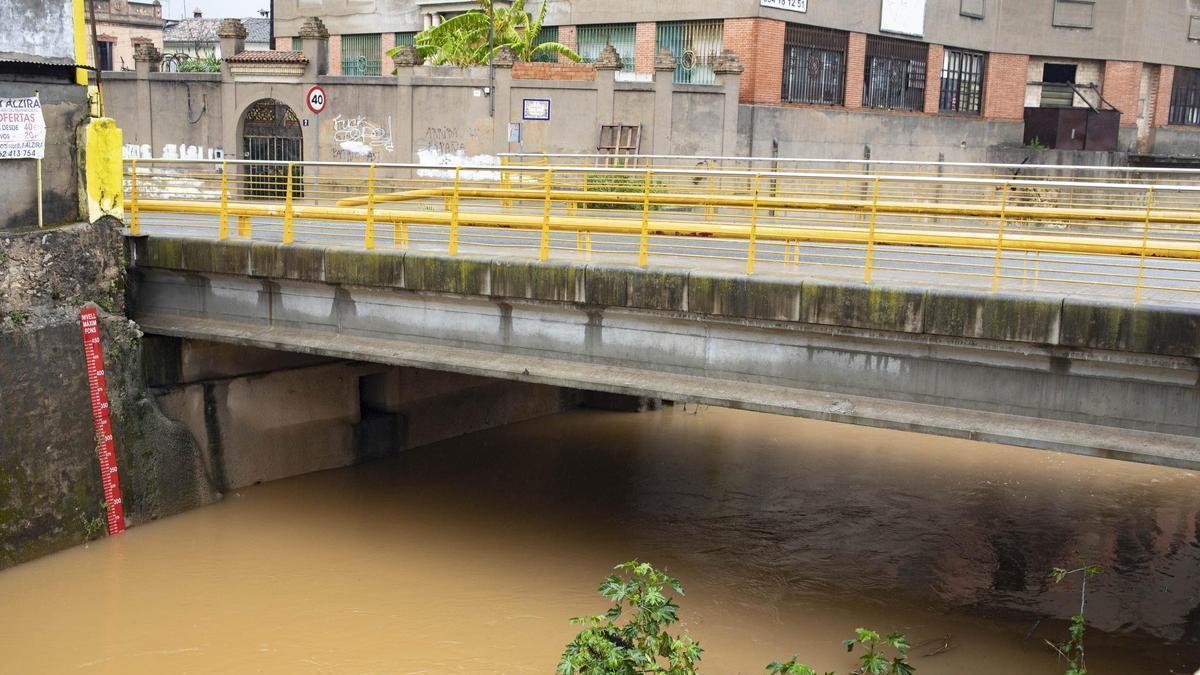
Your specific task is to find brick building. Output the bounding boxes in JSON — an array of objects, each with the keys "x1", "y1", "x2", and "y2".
[
  {"x1": 85, "y1": 0, "x2": 164, "y2": 72},
  {"x1": 270, "y1": 0, "x2": 1200, "y2": 157}
]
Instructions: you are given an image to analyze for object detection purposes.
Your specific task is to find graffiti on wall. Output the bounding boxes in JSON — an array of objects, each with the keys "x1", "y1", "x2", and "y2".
[
  {"x1": 123, "y1": 143, "x2": 224, "y2": 160},
  {"x1": 332, "y1": 114, "x2": 393, "y2": 162}
]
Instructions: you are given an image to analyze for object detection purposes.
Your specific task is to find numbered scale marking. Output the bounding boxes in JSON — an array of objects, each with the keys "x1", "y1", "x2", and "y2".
[{"x1": 79, "y1": 307, "x2": 126, "y2": 535}]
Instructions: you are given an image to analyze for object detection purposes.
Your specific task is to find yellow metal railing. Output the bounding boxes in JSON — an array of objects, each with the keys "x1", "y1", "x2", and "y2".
[{"x1": 122, "y1": 158, "x2": 1200, "y2": 305}]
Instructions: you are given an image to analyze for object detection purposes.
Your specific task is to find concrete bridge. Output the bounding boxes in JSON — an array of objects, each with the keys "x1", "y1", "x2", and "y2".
[{"x1": 128, "y1": 234, "x2": 1200, "y2": 469}]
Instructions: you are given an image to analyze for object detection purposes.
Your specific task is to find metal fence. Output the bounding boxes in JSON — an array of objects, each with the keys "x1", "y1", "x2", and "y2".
[
  {"x1": 341, "y1": 33, "x2": 382, "y2": 76},
  {"x1": 123, "y1": 158, "x2": 1200, "y2": 305},
  {"x1": 782, "y1": 24, "x2": 848, "y2": 106},
  {"x1": 576, "y1": 23, "x2": 636, "y2": 72}
]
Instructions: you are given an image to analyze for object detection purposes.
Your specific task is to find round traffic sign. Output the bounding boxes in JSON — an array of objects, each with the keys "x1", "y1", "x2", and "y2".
[{"x1": 306, "y1": 85, "x2": 327, "y2": 115}]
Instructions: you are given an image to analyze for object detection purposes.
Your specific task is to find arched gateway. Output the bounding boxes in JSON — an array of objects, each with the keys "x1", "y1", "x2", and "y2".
[{"x1": 240, "y1": 98, "x2": 303, "y2": 198}]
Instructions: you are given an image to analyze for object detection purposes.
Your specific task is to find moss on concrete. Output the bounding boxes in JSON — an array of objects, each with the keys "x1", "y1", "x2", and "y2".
[
  {"x1": 925, "y1": 290, "x2": 1061, "y2": 344},
  {"x1": 403, "y1": 252, "x2": 491, "y2": 295},
  {"x1": 801, "y1": 281, "x2": 926, "y2": 333},
  {"x1": 325, "y1": 248, "x2": 404, "y2": 288},
  {"x1": 1061, "y1": 300, "x2": 1200, "y2": 357},
  {"x1": 490, "y1": 258, "x2": 583, "y2": 302},
  {"x1": 689, "y1": 273, "x2": 802, "y2": 322}
]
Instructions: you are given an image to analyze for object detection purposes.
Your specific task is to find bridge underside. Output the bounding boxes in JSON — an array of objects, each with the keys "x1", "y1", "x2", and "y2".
[{"x1": 129, "y1": 237, "x2": 1200, "y2": 469}]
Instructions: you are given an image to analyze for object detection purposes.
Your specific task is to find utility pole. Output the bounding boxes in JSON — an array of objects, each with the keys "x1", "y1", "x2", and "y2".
[{"x1": 487, "y1": 0, "x2": 495, "y2": 117}]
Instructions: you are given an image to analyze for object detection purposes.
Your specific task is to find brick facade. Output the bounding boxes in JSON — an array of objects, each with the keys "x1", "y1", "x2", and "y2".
[
  {"x1": 1101, "y1": 60, "x2": 1142, "y2": 126},
  {"x1": 381, "y1": 32, "x2": 396, "y2": 69},
  {"x1": 981, "y1": 52, "x2": 1029, "y2": 120},
  {"x1": 513, "y1": 62, "x2": 596, "y2": 81},
  {"x1": 723, "y1": 18, "x2": 784, "y2": 104},
  {"x1": 924, "y1": 44, "x2": 944, "y2": 114},
  {"x1": 634, "y1": 22, "x2": 656, "y2": 74},
  {"x1": 275, "y1": 36, "x2": 288, "y2": 50},
  {"x1": 328, "y1": 34, "x2": 342, "y2": 75},
  {"x1": 845, "y1": 33, "x2": 867, "y2": 109},
  {"x1": 1154, "y1": 64, "x2": 1175, "y2": 127},
  {"x1": 557, "y1": 24, "x2": 576, "y2": 65}
]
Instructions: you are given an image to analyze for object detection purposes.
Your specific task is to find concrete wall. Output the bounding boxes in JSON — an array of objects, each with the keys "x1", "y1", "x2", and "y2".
[
  {"x1": 0, "y1": 0, "x2": 74, "y2": 62},
  {"x1": 0, "y1": 77, "x2": 88, "y2": 231}
]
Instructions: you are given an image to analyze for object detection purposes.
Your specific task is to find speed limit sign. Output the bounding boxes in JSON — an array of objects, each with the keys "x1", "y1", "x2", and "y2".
[{"x1": 306, "y1": 85, "x2": 327, "y2": 115}]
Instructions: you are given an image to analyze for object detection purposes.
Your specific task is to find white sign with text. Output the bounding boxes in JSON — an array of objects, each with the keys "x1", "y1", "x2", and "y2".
[
  {"x1": 761, "y1": 0, "x2": 808, "y2": 12},
  {"x1": 880, "y1": 0, "x2": 927, "y2": 37},
  {"x1": 0, "y1": 96, "x2": 46, "y2": 159}
]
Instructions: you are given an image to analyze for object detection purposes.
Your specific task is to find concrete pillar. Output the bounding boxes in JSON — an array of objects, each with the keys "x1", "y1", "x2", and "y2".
[
  {"x1": 132, "y1": 43, "x2": 159, "y2": 149},
  {"x1": 722, "y1": 18, "x2": 783, "y2": 105},
  {"x1": 392, "y1": 45, "x2": 422, "y2": 162},
  {"x1": 217, "y1": 19, "x2": 247, "y2": 83},
  {"x1": 593, "y1": 45, "x2": 622, "y2": 130},
  {"x1": 1153, "y1": 64, "x2": 1175, "y2": 129},
  {"x1": 82, "y1": 118, "x2": 123, "y2": 222},
  {"x1": 297, "y1": 16, "x2": 330, "y2": 78},
  {"x1": 1102, "y1": 60, "x2": 1144, "y2": 126},
  {"x1": 635, "y1": 22, "x2": 656, "y2": 75},
  {"x1": 491, "y1": 46, "x2": 516, "y2": 153},
  {"x1": 924, "y1": 44, "x2": 944, "y2": 114},
  {"x1": 845, "y1": 32, "x2": 867, "y2": 109},
  {"x1": 652, "y1": 49, "x2": 676, "y2": 154},
  {"x1": 713, "y1": 50, "x2": 745, "y2": 156}
]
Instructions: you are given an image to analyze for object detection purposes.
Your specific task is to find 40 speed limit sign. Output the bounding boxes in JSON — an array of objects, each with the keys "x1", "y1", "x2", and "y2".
[{"x1": 306, "y1": 85, "x2": 327, "y2": 115}]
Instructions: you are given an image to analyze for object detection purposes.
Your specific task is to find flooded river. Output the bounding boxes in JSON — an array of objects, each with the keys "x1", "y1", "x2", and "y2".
[{"x1": 2, "y1": 406, "x2": 1199, "y2": 673}]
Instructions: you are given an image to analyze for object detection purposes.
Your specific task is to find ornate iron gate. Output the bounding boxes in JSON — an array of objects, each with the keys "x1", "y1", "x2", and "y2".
[{"x1": 241, "y1": 99, "x2": 303, "y2": 199}]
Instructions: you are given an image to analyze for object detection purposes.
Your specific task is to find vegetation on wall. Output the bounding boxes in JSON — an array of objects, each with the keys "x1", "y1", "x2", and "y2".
[
  {"x1": 388, "y1": 0, "x2": 580, "y2": 67},
  {"x1": 177, "y1": 55, "x2": 221, "y2": 72}
]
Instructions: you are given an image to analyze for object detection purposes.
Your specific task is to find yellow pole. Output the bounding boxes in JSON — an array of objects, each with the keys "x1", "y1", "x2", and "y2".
[
  {"x1": 991, "y1": 182, "x2": 1009, "y2": 292},
  {"x1": 538, "y1": 168, "x2": 552, "y2": 261},
  {"x1": 1135, "y1": 186, "x2": 1154, "y2": 303},
  {"x1": 747, "y1": 173, "x2": 761, "y2": 275},
  {"x1": 283, "y1": 162, "x2": 294, "y2": 244},
  {"x1": 500, "y1": 155, "x2": 511, "y2": 208},
  {"x1": 73, "y1": 0, "x2": 88, "y2": 86},
  {"x1": 365, "y1": 164, "x2": 377, "y2": 250},
  {"x1": 448, "y1": 165, "x2": 461, "y2": 255},
  {"x1": 864, "y1": 176, "x2": 880, "y2": 283},
  {"x1": 129, "y1": 159, "x2": 139, "y2": 235},
  {"x1": 638, "y1": 170, "x2": 651, "y2": 266},
  {"x1": 218, "y1": 160, "x2": 229, "y2": 240},
  {"x1": 238, "y1": 215, "x2": 251, "y2": 238}
]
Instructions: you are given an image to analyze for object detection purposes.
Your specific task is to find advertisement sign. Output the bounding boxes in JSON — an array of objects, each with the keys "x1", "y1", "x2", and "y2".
[{"x1": 0, "y1": 96, "x2": 46, "y2": 159}]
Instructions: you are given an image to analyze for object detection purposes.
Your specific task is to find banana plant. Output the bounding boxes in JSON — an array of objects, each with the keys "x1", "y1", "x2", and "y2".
[{"x1": 391, "y1": 0, "x2": 581, "y2": 67}]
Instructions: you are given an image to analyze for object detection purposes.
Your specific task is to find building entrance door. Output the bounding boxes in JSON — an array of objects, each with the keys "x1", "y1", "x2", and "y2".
[{"x1": 241, "y1": 98, "x2": 303, "y2": 199}]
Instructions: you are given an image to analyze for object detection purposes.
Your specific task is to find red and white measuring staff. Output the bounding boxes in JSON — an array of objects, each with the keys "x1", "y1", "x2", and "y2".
[{"x1": 79, "y1": 306, "x2": 126, "y2": 535}]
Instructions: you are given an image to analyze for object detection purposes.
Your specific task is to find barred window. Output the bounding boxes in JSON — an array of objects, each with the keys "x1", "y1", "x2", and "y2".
[
  {"x1": 939, "y1": 48, "x2": 984, "y2": 114},
  {"x1": 395, "y1": 32, "x2": 417, "y2": 47},
  {"x1": 531, "y1": 26, "x2": 559, "y2": 63},
  {"x1": 781, "y1": 24, "x2": 848, "y2": 105},
  {"x1": 341, "y1": 33, "x2": 382, "y2": 75},
  {"x1": 1170, "y1": 67, "x2": 1200, "y2": 126},
  {"x1": 97, "y1": 41, "x2": 114, "y2": 71},
  {"x1": 577, "y1": 23, "x2": 636, "y2": 72},
  {"x1": 863, "y1": 35, "x2": 927, "y2": 112},
  {"x1": 291, "y1": 36, "x2": 302, "y2": 51},
  {"x1": 656, "y1": 21, "x2": 723, "y2": 85}
]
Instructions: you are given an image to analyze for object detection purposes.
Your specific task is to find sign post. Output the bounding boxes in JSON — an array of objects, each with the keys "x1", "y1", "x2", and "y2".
[
  {"x1": 0, "y1": 95, "x2": 47, "y2": 227},
  {"x1": 307, "y1": 85, "x2": 326, "y2": 164}
]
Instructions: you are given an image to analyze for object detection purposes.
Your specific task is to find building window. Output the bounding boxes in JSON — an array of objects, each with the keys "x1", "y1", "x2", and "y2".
[
  {"x1": 863, "y1": 35, "x2": 927, "y2": 112},
  {"x1": 577, "y1": 23, "x2": 636, "y2": 72},
  {"x1": 939, "y1": 48, "x2": 984, "y2": 114},
  {"x1": 395, "y1": 31, "x2": 417, "y2": 47},
  {"x1": 1169, "y1": 67, "x2": 1200, "y2": 125},
  {"x1": 97, "y1": 41, "x2": 114, "y2": 71},
  {"x1": 530, "y1": 26, "x2": 559, "y2": 63},
  {"x1": 656, "y1": 20, "x2": 723, "y2": 84},
  {"x1": 341, "y1": 33, "x2": 382, "y2": 75},
  {"x1": 781, "y1": 24, "x2": 847, "y2": 105},
  {"x1": 291, "y1": 36, "x2": 302, "y2": 50},
  {"x1": 1052, "y1": 0, "x2": 1094, "y2": 28},
  {"x1": 1040, "y1": 63, "x2": 1077, "y2": 107}
]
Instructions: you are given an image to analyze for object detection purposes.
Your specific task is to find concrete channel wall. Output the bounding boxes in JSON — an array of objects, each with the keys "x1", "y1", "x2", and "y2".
[{"x1": 128, "y1": 236, "x2": 1200, "y2": 468}]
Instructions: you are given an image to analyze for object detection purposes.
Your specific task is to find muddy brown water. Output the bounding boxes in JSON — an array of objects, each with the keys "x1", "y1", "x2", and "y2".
[{"x1": 2, "y1": 406, "x2": 1199, "y2": 673}]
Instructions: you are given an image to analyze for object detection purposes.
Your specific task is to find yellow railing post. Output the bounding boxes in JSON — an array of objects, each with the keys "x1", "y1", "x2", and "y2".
[
  {"x1": 1135, "y1": 186, "x2": 1154, "y2": 303},
  {"x1": 365, "y1": 164, "x2": 376, "y2": 250},
  {"x1": 864, "y1": 176, "x2": 881, "y2": 283},
  {"x1": 238, "y1": 215, "x2": 251, "y2": 239},
  {"x1": 638, "y1": 170, "x2": 652, "y2": 266},
  {"x1": 129, "y1": 159, "x2": 140, "y2": 236},
  {"x1": 991, "y1": 182, "x2": 1009, "y2": 292},
  {"x1": 283, "y1": 162, "x2": 295, "y2": 245},
  {"x1": 747, "y1": 173, "x2": 761, "y2": 275},
  {"x1": 448, "y1": 165, "x2": 462, "y2": 255},
  {"x1": 218, "y1": 160, "x2": 229, "y2": 241},
  {"x1": 538, "y1": 168, "x2": 552, "y2": 261},
  {"x1": 500, "y1": 155, "x2": 511, "y2": 208}
]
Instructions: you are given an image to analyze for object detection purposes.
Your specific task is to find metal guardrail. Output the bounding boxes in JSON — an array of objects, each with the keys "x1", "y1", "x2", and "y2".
[{"x1": 124, "y1": 158, "x2": 1200, "y2": 305}]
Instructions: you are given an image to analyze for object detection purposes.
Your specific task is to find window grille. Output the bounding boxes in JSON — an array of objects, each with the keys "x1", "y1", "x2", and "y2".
[
  {"x1": 939, "y1": 48, "x2": 984, "y2": 114},
  {"x1": 863, "y1": 35, "x2": 927, "y2": 112},
  {"x1": 781, "y1": 24, "x2": 847, "y2": 105},
  {"x1": 291, "y1": 36, "x2": 302, "y2": 50},
  {"x1": 577, "y1": 23, "x2": 636, "y2": 72},
  {"x1": 531, "y1": 26, "x2": 559, "y2": 63},
  {"x1": 97, "y1": 41, "x2": 114, "y2": 71},
  {"x1": 656, "y1": 20, "x2": 723, "y2": 85},
  {"x1": 395, "y1": 32, "x2": 417, "y2": 47},
  {"x1": 341, "y1": 33, "x2": 382, "y2": 75},
  {"x1": 1170, "y1": 67, "x2": 1200, "y2": 125}
]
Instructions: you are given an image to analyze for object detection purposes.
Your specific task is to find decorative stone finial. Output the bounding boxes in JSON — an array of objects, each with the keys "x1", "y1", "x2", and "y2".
[
  {"x1": 711, "y1": 49, "x2": 745, "y2": 75},
  {"x1": 492, "y1": 44, "x2": 517, "y2": 67},
  {"x1": 593, "y1": 44, "x2": 623, "y2": 71},
  {"x1": 297, "y1": 16, "x2": 329, "y2": 39},
  {"x1": 391, "y1": 44, "x2": 423, "y2": 68},
  {"x1": 654, "y1": 48, "x2": 677, "y2": 72},
  {"x1": 133, "y1": 42, "x2": 161, "y2": 62},
  {"x1": 217, "y1": 18, "x2": 247, "y2": 39}
]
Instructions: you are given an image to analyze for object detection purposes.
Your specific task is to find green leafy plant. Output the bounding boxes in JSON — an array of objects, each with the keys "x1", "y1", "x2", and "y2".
[
  {"x1": 766, "y1": 658, "x2": 831, "y2": 675},
  {"x1": 1047, "y1": 563, "x2": 1103, "y2": 675},
  {"x1": 766, "y1": 628, "x2": 913, "y2": 675},
  {"x1": 178, "y1": 55, "x2": 221, "y2": 72},
  {"x1": 81, "y1": 501, "x2": 108, "y2": 541},
  {"x1": 1026, "y1": 136, "x2": 1048, "y2": 150},
  {"x1": 582, "y1": 173, "x2": 666, "y2": 211},
  {"x1": 558, "y1": 560, "x2": 703, "y2": 675},
  {"x1": 393, "y1": 0, "x2": 580, "y2": 66},
  {"x1": 5, "y1": 310, "x2": 30, "y2": 326}
]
